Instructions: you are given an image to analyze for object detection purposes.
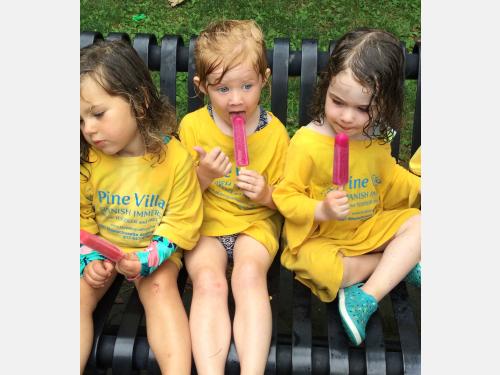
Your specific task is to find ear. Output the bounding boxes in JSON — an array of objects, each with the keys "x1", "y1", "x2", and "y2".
[
  {"x1": 262, "y1": 68, "x2": 271, "y2": 85},
  {"x1": 193, "y1": 76, "x2": 207, "y2": 95}
]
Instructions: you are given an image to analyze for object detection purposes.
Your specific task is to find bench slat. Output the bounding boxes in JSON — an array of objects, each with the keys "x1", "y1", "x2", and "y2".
[
  {"x1": 411, "y1": 42, "x2": 421, "y2": 154},
  {"x1": 86, "y1": 274, "x2": 124, "y2": 374},
  {"x1": 299, "y1": 39, "x2": 318, "y2": 126},
  {"x1": 327, "y1": 301, "x2": 350, "y2": 375},
  {"x1": 365, "y1": 310, "x2": 387, "y2": 375},
  {"x1": 292, "y1": 279, "x2": 313, "y2": 374},
  {"x1": 161, "y1": 35, "x2": 183, "y2": 109},
  {"x1": 133, "y1": 33, "x2": 157, "y2": 70},
  {"x1": 271, "y1": 38, "x2": 290, "y2": 124},
  {"x1": 390, "y1": 283, "x2": 420, "y2": 375},
  {"x1": 112, "y1": 288, "x2": 144, "y2": 374},
  {"x1": 80, "y1": 31, "x2": 103, "y2": 49}
]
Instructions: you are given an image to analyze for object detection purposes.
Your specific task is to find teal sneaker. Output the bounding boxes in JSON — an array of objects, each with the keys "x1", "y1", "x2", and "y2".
[
  {"x1": 338, "y1": 283, "x2": 378, "y2": 346},
  {"x1": 404, "y1": 263, "x2": 421, "y2": 288}
]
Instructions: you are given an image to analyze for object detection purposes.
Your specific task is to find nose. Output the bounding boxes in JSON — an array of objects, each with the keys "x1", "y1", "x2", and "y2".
[
  {"x1": 228, "y1": 89, "x2": 243, "y2": 106},
  {"x1": 339, "y1": 107, "x2": 355, "y2": 124},
  {"x1": 81, "y1": 117, "x2": 98, "y2": 136}
]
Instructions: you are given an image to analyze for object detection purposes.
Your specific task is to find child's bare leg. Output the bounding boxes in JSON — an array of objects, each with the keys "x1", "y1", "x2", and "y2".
[
  {"x1": 231, "y1": 235, "x2": 273, "y2": 375},
  {"x1": 80, "y1": 272, "x2": 117, "y2": 374},
  {"x1": 362, "y1": 214, "x2": 421, "y2": 301},
  {"x1": 136, "y1": 260, "x2": 191, "y2": 375},
  {"x1": 340, "y1": 252, "x2": 383, "y2": 288},
  {"x1": 185, "y1": 236, "x2": 230, "y2": 375}
]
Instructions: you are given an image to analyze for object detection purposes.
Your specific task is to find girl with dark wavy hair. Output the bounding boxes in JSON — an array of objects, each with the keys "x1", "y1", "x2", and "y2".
[{"x1": 273, "y1": 28, "x2": 421, "y2": 347}]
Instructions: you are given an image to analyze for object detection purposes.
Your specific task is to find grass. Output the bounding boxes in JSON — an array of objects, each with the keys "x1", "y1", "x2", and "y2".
[{"x1": 81, "y1": 0, "x2": 420, "y2": 162}]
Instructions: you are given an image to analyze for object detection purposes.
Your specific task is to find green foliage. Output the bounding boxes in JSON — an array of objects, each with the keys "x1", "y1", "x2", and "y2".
[{"x1": 81, "y1": 0, "x2": 420, "y2": 161}]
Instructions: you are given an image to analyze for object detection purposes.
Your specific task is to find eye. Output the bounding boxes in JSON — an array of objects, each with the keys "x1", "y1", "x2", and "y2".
[
  {"x1": 216, "y1": 86, "x2": 229, "y2": 94},
  {"x1": 331, "y1": 97, "x2": 343, "y2": 106},
  {"x1": 242, "y1": 83, "x2": 253, "y2": 91},
  {"x1": 93, "y1": 111, "x2": 104, "y2": 118},
  {"x1": 358, "y1": 107, "x2": 369, "y2": 113}
]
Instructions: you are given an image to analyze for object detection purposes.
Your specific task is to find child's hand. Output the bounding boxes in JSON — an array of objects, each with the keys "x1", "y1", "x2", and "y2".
[
  {"x1": 236, "y1": 169, "x2": 275, "y2": 209},
  {"x1": 316, "y1": 190, "x2": 350, "y2": 221},
  {"x1": 115, "y1": 253, "x2": 141, "y2": 279},
  {"x1": 194, "y1": 146, "x2": 232, "y2": 190},
  {"x1": 83, "y1": 259, "x2": 114, "y2": 288}
]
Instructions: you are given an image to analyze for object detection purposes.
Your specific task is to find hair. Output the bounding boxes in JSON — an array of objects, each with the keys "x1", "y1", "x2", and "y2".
[
  {"x1": 310, "y1": 28, "x2": 405, "y2": 143},
  {"x1": 80, "y1": 40, "x2": 177, "y2": 178},
  {"x1": 194, "y1": 19, "x2": 268, "y2": 88}
]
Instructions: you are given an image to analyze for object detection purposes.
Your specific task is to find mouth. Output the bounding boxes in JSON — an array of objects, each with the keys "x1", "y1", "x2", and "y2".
[
  {"x1": 93, "y1": 140, "x2": 105, "y2": 147},
  {"x1": 336, "y1": 125, "x2": 350, "y2": 133},
  {"x1": 229, "y1": 111, "x2": 246, "y2": 121}
]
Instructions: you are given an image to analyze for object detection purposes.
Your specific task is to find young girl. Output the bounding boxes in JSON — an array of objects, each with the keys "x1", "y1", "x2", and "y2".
[
  {"x1": 178, "y1": 20, "x2": 289, "y2": 374},
  {"x1": 80, "y1": 40, "x2": 202, "y2": 374},
  {"x1": 272, "y1": 28, "x2": 421, "y2": 347}
]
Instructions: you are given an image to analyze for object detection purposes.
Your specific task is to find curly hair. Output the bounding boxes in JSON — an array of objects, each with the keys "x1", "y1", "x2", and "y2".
[
  {"x1": 80, "y1": 40, "x2": 177, "y2": 179},
  {"x1": 310, "y1": 28, "x2": 405, "y2": 143}
]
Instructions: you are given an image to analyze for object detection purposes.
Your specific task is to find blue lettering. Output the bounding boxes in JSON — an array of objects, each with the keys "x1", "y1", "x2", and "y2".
[
  {"x1": 97, "y1": 190, "x2": 108, "y2": 203},
  {"x1": 135, "y1": 193, "x2": 146, "y2": 207},
  {"x1": 111, "y1": 194, "x2": 121, "y2": 204}
]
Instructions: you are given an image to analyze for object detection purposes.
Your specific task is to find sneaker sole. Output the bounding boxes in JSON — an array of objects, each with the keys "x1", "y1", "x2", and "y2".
[{"x1": 338, "y1": 288, "x2": 362, "y2": 346}]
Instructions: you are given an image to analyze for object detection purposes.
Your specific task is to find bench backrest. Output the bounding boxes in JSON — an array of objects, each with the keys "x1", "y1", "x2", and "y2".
[{"x1": 80, "y1": 32, "x2": 421, "y2": 159}]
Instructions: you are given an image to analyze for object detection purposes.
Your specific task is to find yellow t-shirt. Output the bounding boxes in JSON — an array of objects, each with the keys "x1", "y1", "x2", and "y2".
[
  {"x1": 80, "y1": 137, "x2": 203, "y2": 262},
  {"x1": 273, "y1": 127, "x2": 421, "y2": 254},
  {"x1": 178, "y1": 106, "x2": 289, "y2": 255},
  {"x1": 409, "y1": 146, "x2": 421, "y2": 176}
]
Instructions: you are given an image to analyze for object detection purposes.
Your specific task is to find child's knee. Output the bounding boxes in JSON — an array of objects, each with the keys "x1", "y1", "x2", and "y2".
[
  {"x1": 138, "y1": 267, "x2": 179, "y2": 299},
  {"x1": 231, "y1": 261, "x2": 265, "y2": 291},
  {"x1": 138, "y1": 279, "x2": 181, "y2": 311},
  {"x1": 398, "y1": 214, "x2": 421, "y2": 235},
  {"x1": 192, "y1": 267, "x2": 228, "y2": 297}
]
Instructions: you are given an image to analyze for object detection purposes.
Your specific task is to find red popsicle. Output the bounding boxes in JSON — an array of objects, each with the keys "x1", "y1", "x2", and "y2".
[
  {"x1": 80, "y1": 229, "x2": 125, "y2": 262},
  {"x1": 231, "y1": 114, "x2": 249, "y2": 167},
  {"x1": 333, "y1": 132, "x2": 349, "y2": 189}
]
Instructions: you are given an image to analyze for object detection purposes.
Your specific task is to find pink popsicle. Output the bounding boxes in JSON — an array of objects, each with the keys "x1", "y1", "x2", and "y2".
[
  {"x1": 333, "y1": 132, "x2": 349, "y2": 188},
  {"x1": 231, "y1": 114, "x2": 249, "y2": 167},
  {"x1": 80, "y1": 229, "x2": 125, "y2": 262}
]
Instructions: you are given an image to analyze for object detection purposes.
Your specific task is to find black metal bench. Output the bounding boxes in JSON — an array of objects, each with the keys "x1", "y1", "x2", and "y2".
[{"x1": 81, "y1": 31, "x2": 421, "y2": 375}]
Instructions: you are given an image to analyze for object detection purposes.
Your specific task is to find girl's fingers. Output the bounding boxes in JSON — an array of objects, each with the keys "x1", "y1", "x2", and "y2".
[
  {"x1": 213, "y1": 149, "x2": 227, "y2": 165},
  {"x1": 237, "y1": 181, "x2": 254, "y2": 192},
  {"x1": 237, "y1": 174, "x2": 258, "y2": 186},
  {"x1": 206, "y1": 147, "x2": 221, "y2": 162},
  {"x1": 241, "y1": 190, "x2": 254, "y2": 199},
  {"x1": 217, "y1": 156, "x2": 230, "y2": 171},
  {"x1": 238, "y1": 168, "x2": 258, "y2": 177},
  {"x1": 85, "y1": 271, "x2": 105, "y2": 287},
  {"x1": 88, "y1": 270, "x2": 106, "y2": 282},
  {"x1": 103, "y1": 260, "x2": 115, "y2": 272},
  {"x1": 89, "y1": 263, "x2": 107, "y2": 279}
]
